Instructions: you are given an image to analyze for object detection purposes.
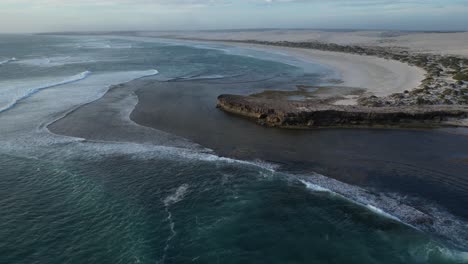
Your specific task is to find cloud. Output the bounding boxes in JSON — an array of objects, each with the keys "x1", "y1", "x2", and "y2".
[
  {"x1": 2, "y1": 0, "x2": 468, "y2": 8},
  {"x1": 0, "y1": 0, "x2": 467, "y2": 32}
]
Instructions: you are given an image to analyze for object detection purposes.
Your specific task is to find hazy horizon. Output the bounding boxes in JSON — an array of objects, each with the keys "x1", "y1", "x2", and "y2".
[{"x1": 1, "y1": 0, "x2": 468, "y2": 33}]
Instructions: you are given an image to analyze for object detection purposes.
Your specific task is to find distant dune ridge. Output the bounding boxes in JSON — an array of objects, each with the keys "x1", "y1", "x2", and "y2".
[{"x1": 136, "y1": 29, "x2": 468, "y2": 57}]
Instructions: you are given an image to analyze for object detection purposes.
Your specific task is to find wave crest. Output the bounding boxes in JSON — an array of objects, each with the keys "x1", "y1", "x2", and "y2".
[
  {"x1": 299, "y1": 173, "x2": 468, "y2": 250},
  {"x1": 0, "y1": 71, "x2": 91, "y2": 113},
  {"x1": 0, "y1": 57, "x2": 16, "y2": 65}
]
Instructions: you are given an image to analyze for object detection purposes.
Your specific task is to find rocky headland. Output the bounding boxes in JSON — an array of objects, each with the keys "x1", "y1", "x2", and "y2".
[
  {"x1": 207, "y1": 38, "x2": 468, "y2": 128},
  {"x1": 215, "y1": 39, "x2": 468, "y2": 106},
  {"x1": 217, "y1": 94, "x2": 468, "y2": 128}
]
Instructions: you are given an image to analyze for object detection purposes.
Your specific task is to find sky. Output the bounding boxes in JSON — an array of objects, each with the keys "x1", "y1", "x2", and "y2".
[{"x1": 0, "y1": 0, "x2": 468, "y2": 33}]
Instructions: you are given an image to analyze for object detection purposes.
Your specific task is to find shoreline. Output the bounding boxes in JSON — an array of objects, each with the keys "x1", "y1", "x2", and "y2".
[
  {"x1": 160, "y1": 36, "x2": 468, "y2": 106},
  {"x1": 217, "y1": 94, "x2": 468, "y2": 128},
  {"x1": 213, "y1": 41, "x2": 427, "y2": 104},
  {"x1": 156, "y1": 37, "x2": 468, "y2": 128},
  {"x1": 42, "y1": 35, "x2": 468, "y2": 247}
]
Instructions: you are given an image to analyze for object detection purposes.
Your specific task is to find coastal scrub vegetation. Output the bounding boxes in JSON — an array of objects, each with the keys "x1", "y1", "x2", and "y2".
[
  {"x1": 227, "y1": 39, "x2": 468, "y2": 106},
  {"x1": 453, "y1": 72, "x2": 468, "y2": 81}
]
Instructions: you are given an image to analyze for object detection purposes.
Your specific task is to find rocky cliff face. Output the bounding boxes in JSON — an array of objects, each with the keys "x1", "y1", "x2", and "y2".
[{"x1": 217, "y1": 94, "x2": 468, "y2": 128}]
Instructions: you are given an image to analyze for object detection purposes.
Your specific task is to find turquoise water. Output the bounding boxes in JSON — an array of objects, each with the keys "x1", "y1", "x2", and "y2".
[
  {"x1": 0, "y1": 152, "x2": 464, "y2": 264},
  {"x1": 0, "y1": 34, "x2": 467, "y2": 263}
]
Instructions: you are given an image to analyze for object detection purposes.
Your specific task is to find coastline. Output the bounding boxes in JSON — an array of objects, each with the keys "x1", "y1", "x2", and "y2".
[
  {"x1": 42, "y1": 35, "x2": 468, "y2": 249},
  {"x1": 212, "y1": 41, "x2": 427, "y2": 104},
  {"x1": 217, "y1": 94, "x2": 468, "y2": 128},
  {"x1": 154, "y1": 37, "x2": 468, "y2": 128}
]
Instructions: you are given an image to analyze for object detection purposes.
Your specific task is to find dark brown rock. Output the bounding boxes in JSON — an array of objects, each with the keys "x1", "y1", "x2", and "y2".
[{"x1": 217, "y1": 94, "x2": 468, "y2": 128}]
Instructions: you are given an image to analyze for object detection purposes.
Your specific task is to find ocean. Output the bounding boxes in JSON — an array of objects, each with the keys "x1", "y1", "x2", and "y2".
[{"x1": 0, "y1": 34, "x2": 467, "y2": 263}]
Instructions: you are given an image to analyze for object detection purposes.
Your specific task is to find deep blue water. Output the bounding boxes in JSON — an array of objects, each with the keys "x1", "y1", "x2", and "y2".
[{"x1": 0, "y1": 34, "x2": 467, "y2": 263}]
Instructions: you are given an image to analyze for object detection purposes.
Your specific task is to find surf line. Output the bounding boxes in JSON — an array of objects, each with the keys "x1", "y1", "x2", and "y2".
[{"x1": 0, "y1": 71, "x2": 91, "y2": 113}]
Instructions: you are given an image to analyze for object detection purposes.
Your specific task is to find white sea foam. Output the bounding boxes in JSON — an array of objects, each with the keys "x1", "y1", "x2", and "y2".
[
  {"x1": 192, "y1": 152, "x2": 278, "y2": 173},
  {"x1": 160, "y1": 184, "x2": 188, "y2": 264},
  {"x1": 298, "y1": 173, "x2": 468, "y2": 249},
  {"x1": 366, "y1": 204, "x2": 402, "y2": 222},
  {"x1": 0, "y1": 68, "x2": 160, "y2": 151},
  {"x1": 409, "y1": 241, "x2": 468, "y2": 263},
  {"x1": 300, "y1": 179, "x2": 332, "y2": 193},
  {"x1": 15, "y1": 56, "x2": 95, "y2": 67},
  {"x1": 177, "y1": 74, "x2": 226, "y2": 81},
  {"x1": 73, "y1": 41, "x2": 135, "y2": 49},
  {"x1": 437, "y1": 247, "x2": 468, "y2": 263},
  {"x1": 0, "y1": 71, "x2": 91, "y2": 113},
  {"x1": 164, "y1": 184, "x2": 189, "y2": 207},
  {"x1": 0, "y1": 57, "x2": 16, "y2": 65},
  {"x1": 1, "y1": 34, "x2": 466, "y2": 253}
]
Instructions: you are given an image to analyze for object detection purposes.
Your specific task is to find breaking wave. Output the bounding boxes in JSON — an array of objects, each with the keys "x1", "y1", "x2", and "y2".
[
  {"x1": 0, "y1": 57, "x2": 16, "y2": 65},
  {"x1": 298, "y1": 173, "x2": 468, "y2": 250},
  {"x1": 0, "y1": 71, "x2": 91, "y2": 113}
]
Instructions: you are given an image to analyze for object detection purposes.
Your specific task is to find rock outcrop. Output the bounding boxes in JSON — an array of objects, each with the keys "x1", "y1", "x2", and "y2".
[{"x1": 217, "y1": 94, "x2": 468, "y2": 128}]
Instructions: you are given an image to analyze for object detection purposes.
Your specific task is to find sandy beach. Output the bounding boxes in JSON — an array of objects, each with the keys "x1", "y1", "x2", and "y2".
[
  {"x1": 137, "y1": 31, "x2": 430, "y2": 105},
  {"x1": 5, "y1": 0, "x2": 468, "y2": 261},
  {"x1": 215, "y1": 42, "x2": 427, "y2": 104},
  {"x1": 40, "y1": 33, "x2": 468, "y2": 255}
]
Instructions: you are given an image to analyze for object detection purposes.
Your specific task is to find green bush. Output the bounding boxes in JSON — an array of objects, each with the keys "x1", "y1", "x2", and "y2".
[{"x1": 453, "y1": 72, "x2": 468, "y2": 81}]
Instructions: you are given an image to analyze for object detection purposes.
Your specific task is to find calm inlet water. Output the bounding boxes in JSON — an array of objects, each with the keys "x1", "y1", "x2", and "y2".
[{"x1": 0, "y1": 34, "x2": 467, "y2": 263}]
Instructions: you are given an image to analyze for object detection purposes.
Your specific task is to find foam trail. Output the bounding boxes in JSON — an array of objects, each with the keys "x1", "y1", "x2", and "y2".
[
  {"x1": 0, "y1": 71, "x2": 91, "y2": 113},
  {"x1": 299, "y1": 174, "x2": 420, "y2": 226},
  {"x1": 163, "y1": 184, "x2": 189, "y2": 207},
  {"x1": 410, "y1": 242, "x2": 468, "y2": 263},
  {"x1": 160, "y1": 184, "x2": 189, "y2": 264},
  {"x1": 170, "y1": 73, "x2": 245, "y2": 82},
  {"x1": 366, "y1": 204, "x2": 402, "y2": 222},
  {"x1": 175, "y1": 74, "x2": 226, "y2": 81},
  {"x1": 190, "y1": 152, "x2": 278, "y2": 173},
  {"x1": 0, "y1": 57, "x2": 16, "y2": 65},
  {"x1": 300, "y1": 180, "x2": 332, "y2": 193},
  {"x1": 16, "y1": 56, "x2": 94, "y2": 67}
]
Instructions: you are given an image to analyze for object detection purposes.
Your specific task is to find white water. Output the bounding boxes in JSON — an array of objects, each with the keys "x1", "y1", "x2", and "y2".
[
  {"x1": 409, "y1": 242, "x2": 468, "y2": 263},
  {"x1": 15, "y1": 56, "x2": 95, "y2": 67},
  {"x1": 0, "y1": 69, "x2": 159, "y2": 146},
  {"x1": 175, "y1": 74, "x2": 227, "y2": 81},
  {"x1": 1, "y1": 35, "x2": 467, "y2": 258},
  {"x1": 298, "y1": 173, "x2": 468, "y2": 250},
  {"x1": 0, "y1": 71, "x2": 91, "y2": 113},
  {"x1": 160, "y1": 184, "x2": 190, "y2": 264},
  {"x1": 163, "y1": 184, "x2": 190, "y2": 206},
  {"x1": 0, "y1": 57, "x2": 16, "y2": 65},
  {"x1": 300, "y1": 179, "x2": 332, "y2": 193},
  {"x1": 366, "y1": 204, "x2": 402, "y2": 223}
]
